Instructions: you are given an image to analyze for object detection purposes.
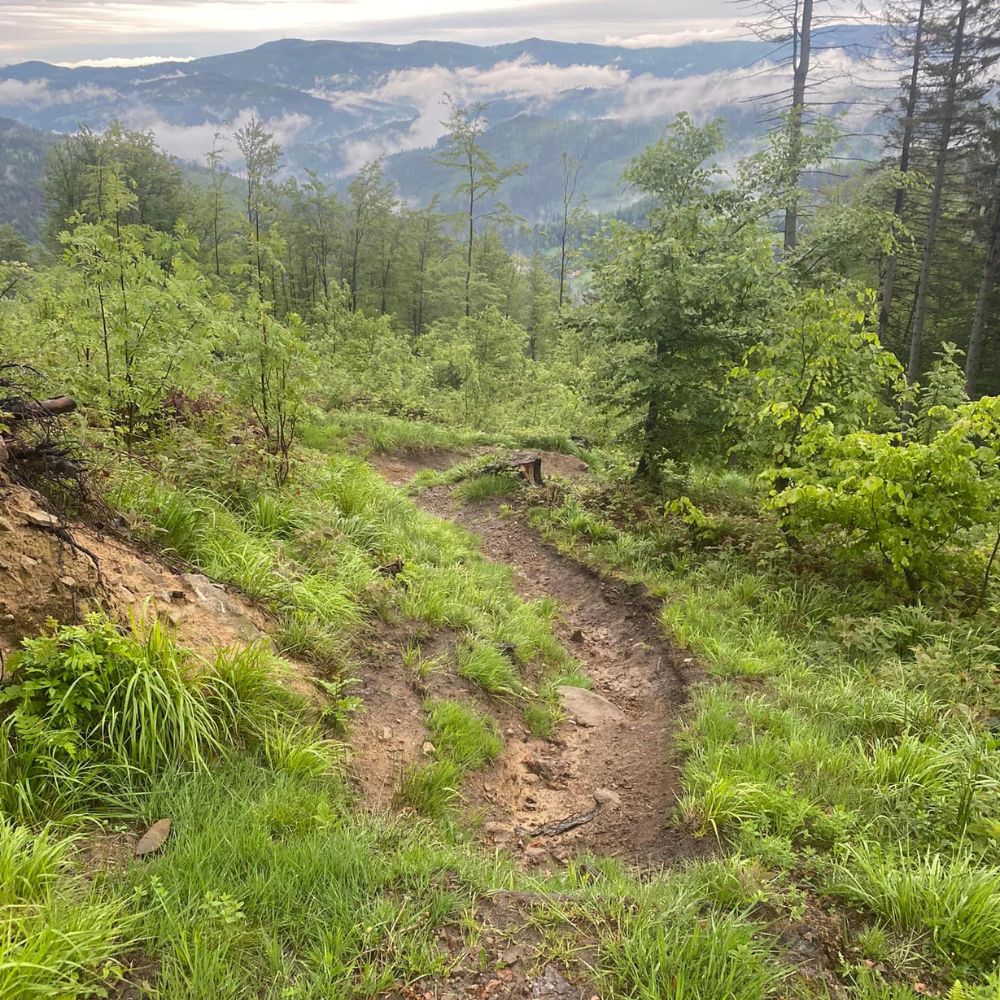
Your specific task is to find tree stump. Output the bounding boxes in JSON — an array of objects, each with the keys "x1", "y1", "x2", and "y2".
[{"x1": 506, "y1": 452, "x2": 543, "y2": 486}]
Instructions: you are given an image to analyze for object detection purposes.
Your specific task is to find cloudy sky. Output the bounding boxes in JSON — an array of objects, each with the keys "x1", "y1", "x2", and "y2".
[{"x1": 1, "y1": 0, "x2": 753, "y2": 65}]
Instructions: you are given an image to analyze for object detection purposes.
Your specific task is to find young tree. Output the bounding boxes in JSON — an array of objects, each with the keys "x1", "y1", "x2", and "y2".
[
  {"x1": 434, "y1": 97, "x2": 524, "y2": 317},
  {"x1": 878, "y1": 0, "x2": 929, "y2": 341},
  {"x1": 555, "y1": 152, "x2": 584, "y2": 309},
  {"x1": 585, "y1": 115, "x2": 777, "y2": 476},
  {"x1": 343, "y1": 160, "x2": 395, "y2": 313},
  {"x1": 234, "y1": 117, "x2": 281, "y2": 294},
  {"x1": 965, "y1": 131, "x2": 1000, "y2": 395},
  {"x1": 906, "y1": 0, "x2": 972, "y2": 385}
]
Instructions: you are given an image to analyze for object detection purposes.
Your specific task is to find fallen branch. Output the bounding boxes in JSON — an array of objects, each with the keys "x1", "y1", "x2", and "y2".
[
  {"x1": 526, "y1": 804, "x2": 600, "y2": 839},
  {"x1": 3, "y1": 395, "x2": 78, "y2": 422}
]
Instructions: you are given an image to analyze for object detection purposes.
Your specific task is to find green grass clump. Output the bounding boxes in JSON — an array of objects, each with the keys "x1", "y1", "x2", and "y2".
[
  {"x1": 453, "y1": 472, "x2": 521, "y2": 503},
  {"x1": 0, "y1": 612, "x2": 220, "y2": 819},
  {"x1": 455, "y1": 640, "x2": 524, "y2": 697},
  {"x1": 0, "y1": 616, "x2": 339, "y2": 822},
  {"x1": 126, "y1": 760, "x2": 505, "y2": 998},
  {"x1": 831, "y1": 845, "x2": 1000, "y2": 973},
  {"x1": 0, "y1": 817, "x2": 132, "y2": 998},
  {"x1": 600, "y1": 894, "x2": 783, "y2": 1000},
  {"x1": 395, "y1": 759, "x2": 464, "y2": 819},
  {"x1": 424, "y1": 699, "x2": 503, "y2": 770}
]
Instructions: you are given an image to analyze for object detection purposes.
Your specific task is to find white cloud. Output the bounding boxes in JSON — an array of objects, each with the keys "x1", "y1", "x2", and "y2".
[
  {"x1": 0, "y1": 78, "x2": 116, "y2": 107},
  {"x1": 121, "y1": 106, "x2": 312, "y2": 165},
  {"x1": 54, "y1": 55, "x2": 196, "y2": 68},
  {"x1": 610, "y1": 48, "x2": 877, "y2": 121},
  {"x1": 338, "y1": 55, "x2": 629, "y2": 171},
  {"x1": 603, "y1": 26, "x2": 745, "y2": 47}
]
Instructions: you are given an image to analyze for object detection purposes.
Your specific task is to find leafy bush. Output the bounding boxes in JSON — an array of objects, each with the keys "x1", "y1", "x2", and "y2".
[
  {"x1": 0, "y1": 613, "x2": 219, "y2": 818},
  {"x1": 770, "y1": 397, "x2": 1000, "y2": 591}
]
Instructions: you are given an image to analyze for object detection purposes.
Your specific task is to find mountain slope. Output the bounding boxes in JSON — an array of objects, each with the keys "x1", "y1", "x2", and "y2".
[{"x1": 0, "y1": 28, "x2": 885, "y2": 229}]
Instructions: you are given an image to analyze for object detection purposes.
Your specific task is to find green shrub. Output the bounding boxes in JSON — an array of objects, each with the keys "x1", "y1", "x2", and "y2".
[{"x1": 0, "y1": 613, "x2": 219, "y2": 818}]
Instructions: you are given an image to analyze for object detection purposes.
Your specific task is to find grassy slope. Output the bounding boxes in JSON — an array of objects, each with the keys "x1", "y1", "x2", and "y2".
[
  {"x1": 4, "y1": 424, "x2": 1000, "y2": 998},
  {"x1": 529, "y1": 468, "x2": 1000, "y2": 995}
]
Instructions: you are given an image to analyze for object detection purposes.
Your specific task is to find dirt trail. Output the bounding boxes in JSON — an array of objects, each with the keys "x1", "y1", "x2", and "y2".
[{"x1": 369, "y1": 453, "x2": 706, "y2": 867}]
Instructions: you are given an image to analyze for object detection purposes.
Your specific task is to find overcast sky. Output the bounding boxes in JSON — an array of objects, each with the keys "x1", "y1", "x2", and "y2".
[{"x1": 1, "y1": 0, "x2": 755, "y2": 65}]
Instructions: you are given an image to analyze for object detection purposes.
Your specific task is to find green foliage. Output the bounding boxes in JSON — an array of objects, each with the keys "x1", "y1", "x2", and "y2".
[
  {"x1": 583, "y1": 114, "x2": 778, "y2": 473},
  {"x1": 771, "y1": 396, "x2": 1000, "y2": 590},
  {"x1": 730, "y1": 287, "x2": 904, "y2": 466},
  {"x1": 596, "y1": 882, "x2": 785, "y2": 1000},
  {"x1": 127, "y1": 760, "x2": 501, "y2": 998},
  {"x1": 0, "y1": 613, "x2": 219, "y2": 818},
  {"x1": 0, "y1": 614, "x2": 333, "y2": 821},
  {"x1": 455, "y1": 639, "x2": 525, "y2": 697},
  {"x1": 831, "y1": 845, "x2": 1000, "y2": 973},
  {"x1": 395, "y1": 759, "x2": 464, "y2": 818},
  {"x1": 453, "y1": 471, "x2": 521, "y2": 503}
]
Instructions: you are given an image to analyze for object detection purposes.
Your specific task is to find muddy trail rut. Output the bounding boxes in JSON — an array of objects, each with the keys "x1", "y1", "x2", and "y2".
[{"x1": 368, "y1": 453, "x2": 707, "y2": 868}]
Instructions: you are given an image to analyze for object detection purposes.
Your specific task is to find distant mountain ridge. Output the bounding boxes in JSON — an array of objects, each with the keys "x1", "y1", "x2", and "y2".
[{"x1": 0, "y1": 28, "x2": 885, "y2": 232}]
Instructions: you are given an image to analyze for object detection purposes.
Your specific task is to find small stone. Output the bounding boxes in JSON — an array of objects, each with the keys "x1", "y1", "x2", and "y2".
[
  {"x1": 24, "y1": 510, "x2": 59, "y2": 529},
  {"x1": 593, "y1": 787, "x2": 622, "y2": 808},
  {"x1": 59, "y1": 576, "x2": 77, "y2": 588},
  {"x1": 20, "y1": 555, "x2": 38, "y2": 570},
  {"x1": 422, "y1": 741, "x2": 436, "y2": 755},
  {"x1": 556, "y1": 685, "x2": 627, "y2": 727},
  {"x1": 0, "y1": 516, "x2": 13, "y2": 532},
  {"x1": 379, "y1": 726, "x2": 392, "y2": 742}
]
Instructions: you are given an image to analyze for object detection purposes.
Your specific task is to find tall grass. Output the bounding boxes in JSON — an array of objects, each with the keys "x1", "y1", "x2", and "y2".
[{"x1": 0, "y1": 817, "x2": 132, "y2": 999}]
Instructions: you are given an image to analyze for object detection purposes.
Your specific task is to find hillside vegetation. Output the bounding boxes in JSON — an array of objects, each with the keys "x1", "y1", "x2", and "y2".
[{"x1": 1, "y1": 16, "x2": 1000, "y2": 997}]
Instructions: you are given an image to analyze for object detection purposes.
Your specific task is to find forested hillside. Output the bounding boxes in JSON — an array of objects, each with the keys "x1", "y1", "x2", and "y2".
[
  {"x1": 0, "y1": 27, "x2": 883, "y2": 231},
  {"x1": 1, "y1": 0, "x2": 1000, "y2": 997}
]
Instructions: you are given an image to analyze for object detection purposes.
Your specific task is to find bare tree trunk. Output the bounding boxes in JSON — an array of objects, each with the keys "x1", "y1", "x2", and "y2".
[
  {"x1": 465, "y1": 181, "x2": 475, "y2": 318},
  {"x1": 783, "y1": 0, "x2": 813, "y2": 253},
  {"x1": 879, "y1": 0, "x2": 927, "y2": 341},
  {"x1": 965, "y1": 180, "x2": 1000, "y2": 395},
  {"x1": 907, "y1": 0, "x2": 969, "y2": 384}
]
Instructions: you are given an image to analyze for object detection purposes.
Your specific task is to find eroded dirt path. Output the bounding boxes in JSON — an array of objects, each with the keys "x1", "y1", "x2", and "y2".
[
  {"x1": 362, "y1": 452, "x2": 706, "y2": 869},
  {"x1": 421, "y1": 482, "x2": 703, "y2": 866}
]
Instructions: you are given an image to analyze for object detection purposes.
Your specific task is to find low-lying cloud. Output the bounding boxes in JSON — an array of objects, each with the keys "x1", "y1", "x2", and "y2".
[
  {"x1": 336, "y1": 55, "x2": 630, "y2": 172},
  {"x1": 0, "y1": 78, "x2": 117, "y2": 107},
  {"x1": 54, "y1": 55, "x2": 196, "y2": 68},
  {"x1": 122, "y1": 106, "x2": 312, "y2": 166}
]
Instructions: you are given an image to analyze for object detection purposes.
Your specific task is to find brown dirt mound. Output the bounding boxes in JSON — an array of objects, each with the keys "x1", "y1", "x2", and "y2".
[{"x1": 0, "y1": 484, "x2": 313, "y2": 700}]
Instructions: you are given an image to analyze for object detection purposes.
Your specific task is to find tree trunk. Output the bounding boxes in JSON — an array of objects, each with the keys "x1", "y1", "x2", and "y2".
[
  {"x1": 907, "y1": 0, "x2": 969, "y2": 384},
  {"x1": 879, "y1": 0, "x2": 927, "y2": 342},
  {"x1": 965, "y1": 180, "x2": 1000, "y2": 395},
  {"x1": 465, "y1": 182, "x2": 475, "y2": 318},
  {"x1": 783, "y1": 0, "x2": 814, "y2": 253}
]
